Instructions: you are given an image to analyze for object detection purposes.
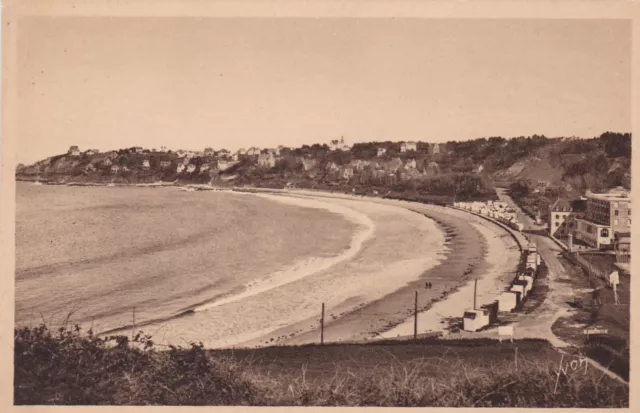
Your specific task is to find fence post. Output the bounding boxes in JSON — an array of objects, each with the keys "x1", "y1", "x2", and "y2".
[
  {"x1": 320, "y1": 303, "x2": 325, "y2": 345},
  {"x1": 414, "y1": 291, "x2": 418, "y2": 340}
]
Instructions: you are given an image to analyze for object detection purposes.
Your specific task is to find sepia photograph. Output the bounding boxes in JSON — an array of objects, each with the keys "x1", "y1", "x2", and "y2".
[{"x1": 2, "y1": 0, "x2": 636, "y2": 408}]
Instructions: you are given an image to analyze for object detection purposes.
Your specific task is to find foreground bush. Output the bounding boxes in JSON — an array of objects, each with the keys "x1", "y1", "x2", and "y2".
[
  {"x1": 14, "y1": 325, "x2": 262, "y2": 405},
  {"x1": 14, "y1": 325, "x2": 628, "y2": 407}
]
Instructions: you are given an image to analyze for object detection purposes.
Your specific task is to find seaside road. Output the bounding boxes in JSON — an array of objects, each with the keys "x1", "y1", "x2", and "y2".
[{"x1": 495, "y1": 189, "x2": 575, "y2": 347}]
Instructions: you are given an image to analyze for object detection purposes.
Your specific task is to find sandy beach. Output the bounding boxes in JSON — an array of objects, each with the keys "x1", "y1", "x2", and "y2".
[
  {"x1": 235, "y1": 189, "x2": 522, "y2": 347},
  {"x1": 16, "y1": 183, "x2": 522, "y2": 349}
]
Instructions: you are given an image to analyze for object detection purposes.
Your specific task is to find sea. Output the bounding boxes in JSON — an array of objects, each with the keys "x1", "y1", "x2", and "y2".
[{"x1": 15, "y1": 183, "x2": 445, "y2": 348}]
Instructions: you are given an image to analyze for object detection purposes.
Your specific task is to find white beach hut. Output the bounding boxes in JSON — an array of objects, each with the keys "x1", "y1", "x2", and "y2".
[
  {"x1": 517, "y1": 274, "x2": 534, "y2": 292},
  {"x1": 463, "y1": 309, "x2": 490, "y2": 332},
  {"x1": 510, "y1": 284, "x2": 526, "y2": 296}
]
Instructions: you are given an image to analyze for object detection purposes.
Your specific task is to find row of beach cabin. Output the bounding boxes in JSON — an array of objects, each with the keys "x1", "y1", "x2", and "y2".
[
  {"x1": 453, "y1": 201, "x2": 525, "y2": 232},
  {"x1": 463, "y1": 244, "x2": 541, "y2": 332}
]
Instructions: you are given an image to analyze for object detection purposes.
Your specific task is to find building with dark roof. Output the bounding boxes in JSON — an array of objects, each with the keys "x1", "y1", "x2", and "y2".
[{"x1": 548, "y1": 198, "x2": 586, "y2": 238}]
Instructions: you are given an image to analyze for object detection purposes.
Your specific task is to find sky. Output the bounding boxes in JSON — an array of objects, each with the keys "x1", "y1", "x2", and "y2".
[{"x1": 16, "y1": 18, "x2": 631, "y2": 164}]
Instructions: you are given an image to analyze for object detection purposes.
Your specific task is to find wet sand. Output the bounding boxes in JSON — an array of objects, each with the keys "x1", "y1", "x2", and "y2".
[{"x1": 237, "y1": 190, "x2": 521, "y2": 347}]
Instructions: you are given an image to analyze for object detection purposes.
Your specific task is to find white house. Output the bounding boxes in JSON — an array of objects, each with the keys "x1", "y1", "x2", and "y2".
[
  {"x1": 400, "y1": 141, "x2": 417, "y2": 152},
  {"x1": 159, "y1": 160, "x2": 172, "y2": 169},
  {"x1": 176, "y1": 164, "x2": 186, "y2": 173},
  {"x1": 258, "y1": 152, "x2": 276, "y2": 168},
  {"x1": 110, "y1": 165, "x2": 121, "y2": 173},
  {"x1": 142, "y1": 159, "x2": 150, "y2": 169},
  {"x1": 85, "y1": 149, "x2": 99, "y2": 156},
  {"x1": 377, "y1": 147, "x2": 387, "y2": 157},
  {"x1": 342, "y1": 168, "x2": 354, "y2": 180},
  {"x1": 186, "y1": 164, "x2": 197, "y2": 173},
  {"x1": 68, "y1": 146, "x2": 81, "y2": 156},
  {"x1": 329, "y1": 137, "x2": 351, "y2": 151},
  {"x1": 247, "y1": 147, "x2": 261, "y2": 156},
  {"x1": 200, "y1": 164, "x2": 211, "y2": 172}
]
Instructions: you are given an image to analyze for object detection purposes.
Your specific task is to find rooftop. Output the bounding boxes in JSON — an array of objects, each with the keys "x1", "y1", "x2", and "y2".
[{"x1": 550, "y1": 198, "x2": 587, "y2": 213}]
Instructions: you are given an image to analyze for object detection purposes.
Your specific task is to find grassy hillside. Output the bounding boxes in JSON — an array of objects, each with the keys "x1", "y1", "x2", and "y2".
[
  {"x1": 15, "y1": 132, "x2": 630, "y2": 204},
  {"x1": 14, "y1": 325, "x2": 628, "y2": 407}
]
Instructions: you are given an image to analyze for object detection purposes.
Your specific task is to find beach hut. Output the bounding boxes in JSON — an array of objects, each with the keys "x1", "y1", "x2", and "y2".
[
  {"x1": 525, "y1": 256, "x2": 537, "y2": 271},
  {"x1": 499, "y1": 292, "x2": 518, "y2": 312},
  {"x1": 517, "y1": 274, "x2": 534, "y2": 292},
  {"x1": 480, "y1": 301, "x2": 499, "y2": 324},
  {"x1": 535, "y1": 253, "x2": 541, "y2": 266},
  {"x1": 524, "y1": 267, "x2": 536, "y2": 278},
  {"x1": 510, "y1": 284, "x2": 526, "y2": 299},
  {"x1": 513, "y1": 279, "x2": 530, "y2": 296},
  {"x1": 463, "y1": 309, "x2": 489, "y2": 332}
]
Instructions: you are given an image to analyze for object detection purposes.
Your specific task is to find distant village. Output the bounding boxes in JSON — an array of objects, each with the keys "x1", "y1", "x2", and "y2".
[{"x1": 17, "y1": 137, "x2": 462, "y2": 191}]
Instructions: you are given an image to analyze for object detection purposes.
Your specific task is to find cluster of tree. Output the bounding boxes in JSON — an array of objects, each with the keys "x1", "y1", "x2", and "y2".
[{"x1": 16, "y1": 132, "x2": 631, "y2": 202}]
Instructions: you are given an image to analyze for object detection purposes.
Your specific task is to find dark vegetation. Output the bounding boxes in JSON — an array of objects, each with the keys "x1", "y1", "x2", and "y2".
[
  {"x1": 16, "y1": 132, "x2": 631, "y2": 204},
  {"x1": 15, "y1": 325, "x2": 628, "y2": 407}
]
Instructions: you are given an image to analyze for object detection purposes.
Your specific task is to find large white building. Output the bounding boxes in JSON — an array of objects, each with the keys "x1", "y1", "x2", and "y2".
[{"x1": 573, "y1": 188, "x2": 631, "y2": 249}]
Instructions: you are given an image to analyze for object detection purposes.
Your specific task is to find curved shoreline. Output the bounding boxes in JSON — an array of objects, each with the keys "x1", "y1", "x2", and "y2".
[
  {"x1": 229, "y1": 189, "x2": 521, "y2": 347},
  {"x1": 19, "y1": 182, "x2": 522, "y2": 349}
]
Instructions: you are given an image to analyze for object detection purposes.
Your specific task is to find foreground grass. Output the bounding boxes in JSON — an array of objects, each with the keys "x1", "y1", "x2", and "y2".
[{"x1": 15, "y1": 325, "x2": 628, "y2": 407}]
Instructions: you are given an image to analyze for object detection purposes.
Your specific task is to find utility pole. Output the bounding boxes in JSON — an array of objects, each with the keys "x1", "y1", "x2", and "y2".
[
  {"x1": 414, "y1": 291, "x2": 418, "y2": 340},
  {"x1": 132, "y1": 306, "x2": 136, "y2": 342},
  {"x1": 320, "y1": 303, "x2": 325, "y2": 345},
  {"x1": 473, "y1": 279, "x2": 478, "y2": 310}
]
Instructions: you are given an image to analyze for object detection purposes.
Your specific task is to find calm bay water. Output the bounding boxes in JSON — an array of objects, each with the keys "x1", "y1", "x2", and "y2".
[{"x1": 15, "y1": 183, "x2": 355, "y2": 335}]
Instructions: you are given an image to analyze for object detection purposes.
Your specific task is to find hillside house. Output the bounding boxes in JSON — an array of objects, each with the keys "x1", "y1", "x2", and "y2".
[
  {"x1": 231, "y1": 153, "x2": 239, "y2": 161},
  {"x1": 217, "y1": 149, "x2": 231, "y2": 157},
  {"x1": 247, "y1": 147, "x2": 261, "y2": 156},
  {"x1": 142, "y1": 159, "x2": 151, "y2": 169},
  {"x1": 85, "y1": 149, "x2": 99, "y2": 156},
  {"x1": 176, "y1": 164, "x2": 186, "y2": 173},
  {"x1": 377, "y1": 147, "x2": 387, "y2": 157},
  {"x1": 329, "y1": 137, "x2": 351, "y2": 151},
  {"x1": 122, "y1": 166, "x2": 131, "y2": 172},
  {"x1": 326, "y1": 161, "x2": 340, "y2": 172},
  {"x1": 186, "y1": 164, "x2": 197, "y2": 173},
  {"x1": 426, "y1": 161, "x2": 440, "y2": 175},
  {"x1": 110, "y1": 165, "x2": 121, "y2": 173},
  {"x1": 405, "y1": 159, "x2": 417, "y2": 170},
  {"x1": 68, "y1": 146, "x2": 81, "y2": 156},
  {"x1": 132, "y1": 147, "x2": 144, "y2": 154},
  {"x1": 342, "y1": 168, "x2": 354, "y2": 180},
  {"x1": 200, "y1": 164, "x2": 211, "y2": 172},
  {"x1": 301, "y1": 157, "x2": 318, "y2": 171},
  {"x1": 237, "y1": 148, "x2": 247, "y2": 156},
  {"x1": 217, "y1": 160, "x2": 230, "y2": 171},
  {"x1": 258, "y1": 152, "x2": 276, "y2": 168},
  {"x1": 84, "y1": 164, "x2": 96, "y2": 172},
  {"x1": 400, "y1": 141, "x2": 417, "y2": 152},
  {"x1": 160, "y1": 146, "x2": 167, "y2": 152},
  {"x1": 159, "y1": 160, "x2": 172, "y2": 169},
  {"x1": 176, "y1": 150, "x2": 187, "y2": 157},
  {"x1": 350, "y1": 159, "x2": 368, "y2": 171},
  {"x1": 204, "y1": 147, "x2": 214, "y2": 155},
  {"x1": 387, "y1": 157, "x2": 403, "y2": 172},
  {"x1": 429, "y1": 143, "x2": 441, "y2": 155},
  {"x1": 102, "y1": 158, "x2": 113, "y2": 166}
]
